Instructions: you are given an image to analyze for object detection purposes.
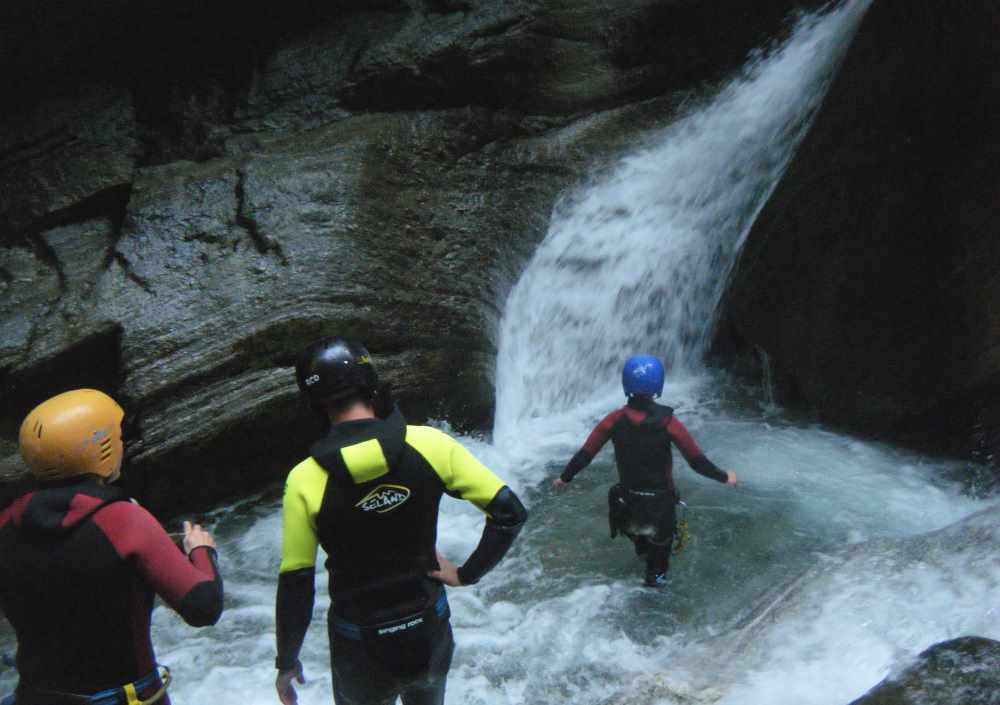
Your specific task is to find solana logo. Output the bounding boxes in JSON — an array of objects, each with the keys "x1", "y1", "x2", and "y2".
[{"x1": 355, "y1": 485, "x2": 411, "y2": 513}]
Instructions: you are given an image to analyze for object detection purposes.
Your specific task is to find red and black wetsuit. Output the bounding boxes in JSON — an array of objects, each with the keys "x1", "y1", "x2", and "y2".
[
  {"x1": 0, "y1": 478, "x2": 223, "y2": 704},
  {"x1": 560, "y1": 396, "x2": 728, "y2": 490},
  {"x1": 560, "y1": 396, "x2": 728, "y2": 583}
]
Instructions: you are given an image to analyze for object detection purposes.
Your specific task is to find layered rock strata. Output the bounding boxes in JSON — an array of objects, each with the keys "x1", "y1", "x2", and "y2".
[{"x1": 1, "y1": 0, "x2": 824, "y2": 513}]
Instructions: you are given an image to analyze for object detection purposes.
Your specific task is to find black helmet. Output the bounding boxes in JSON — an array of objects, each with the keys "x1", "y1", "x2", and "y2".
[{"x1": 295, "y1": 337, "x2": 378, "y2": 406}]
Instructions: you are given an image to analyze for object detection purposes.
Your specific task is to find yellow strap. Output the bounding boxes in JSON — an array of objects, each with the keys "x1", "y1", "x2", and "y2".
[
  {"x1": 123, "y1": 683, "x2": 140, "y2": 705},
  {"x1": 124, "y1": 666, "x2": 171, "y2": 705},
  {"x1": 341, "y1": 438, "x2": 389, "y2": 484},
  {"x1": 673, "y1": 518, "x2": 690, "y2": 555}
]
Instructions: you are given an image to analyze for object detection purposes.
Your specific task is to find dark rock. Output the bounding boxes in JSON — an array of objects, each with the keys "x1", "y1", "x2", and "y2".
[
  {"x1": 1, "y1": 1, "x2": 828, "y2": 169},
  {"x1": 847, "y1": 637, "x2": 1000, "y2": 705},
  {"x1": 0, "y1": 1, "x2": 329, "y2": 98},
  {"x1": 717, "y1": 0, "x2": 1000, "y2": 463},
  {"x1": 0, "y1": 218, "x2": 122, "y2": 456},
  {"x1": 0, "y1": 83, "x2": 137, "y2": 239},
  {"x1": 0, "y1": 104, "x2": 659, "y2": 513}
]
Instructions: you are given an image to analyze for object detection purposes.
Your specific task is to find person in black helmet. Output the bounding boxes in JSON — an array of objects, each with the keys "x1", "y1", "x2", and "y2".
[
  {"x1": 553, "y1": 355, "x2": 737, "y2": 588},
  {"x1": 275, "y1": 337, "x2": 527, "y2": 705}
]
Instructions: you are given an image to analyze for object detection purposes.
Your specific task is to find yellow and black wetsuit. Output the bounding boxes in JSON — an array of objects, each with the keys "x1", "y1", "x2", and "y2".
[{"x1": 276, "y1": 405, "x2": 526, "y2": 704}]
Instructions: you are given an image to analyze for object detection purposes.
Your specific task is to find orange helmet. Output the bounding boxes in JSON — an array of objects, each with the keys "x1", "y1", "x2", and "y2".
[{"x1": 19, "y1": 389, "x2": 125, "y2": 481}]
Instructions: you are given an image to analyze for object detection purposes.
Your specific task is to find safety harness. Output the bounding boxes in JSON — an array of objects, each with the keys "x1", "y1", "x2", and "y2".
[
  {"x1": 4, "y1": 666, "x2": 170, "y2": 705},
  {"x1": 673, "y1": 500, "x2": 690, "y2": 555},
  {"x1": 608, "y1": 485, "x2": 691, "y2": 555},
  {"x1": 331, "y1": 590, "x2": 450, "y2": 641}
]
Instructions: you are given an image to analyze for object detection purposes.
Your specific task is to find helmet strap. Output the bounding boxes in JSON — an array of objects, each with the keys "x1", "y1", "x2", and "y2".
[{"x1": 372, "y1": 382, "x2": 395, "y2": 419}]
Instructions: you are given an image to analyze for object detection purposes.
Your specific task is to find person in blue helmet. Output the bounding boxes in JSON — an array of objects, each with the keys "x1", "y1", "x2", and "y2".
[{"x1": 552, "y1": 355, "x2": 738, "y2": 587}]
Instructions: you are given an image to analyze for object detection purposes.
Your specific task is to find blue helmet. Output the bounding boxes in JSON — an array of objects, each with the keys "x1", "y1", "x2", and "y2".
[{"x1": 622, "y1": 355, "x2": 665, "y2": 397}]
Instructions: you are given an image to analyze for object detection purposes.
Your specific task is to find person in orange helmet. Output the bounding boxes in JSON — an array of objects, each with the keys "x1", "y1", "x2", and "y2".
[{"x1": 0, "y1": 389, "x2": 224, "y2": 705}]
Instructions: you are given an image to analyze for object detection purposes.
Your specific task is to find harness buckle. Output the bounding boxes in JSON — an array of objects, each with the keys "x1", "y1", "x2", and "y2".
[{"x1": 118, "y1": 666, "x2": 172, "y2": 705}]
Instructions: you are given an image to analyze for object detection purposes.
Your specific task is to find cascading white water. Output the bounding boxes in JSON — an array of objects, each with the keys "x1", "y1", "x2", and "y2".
[
  {"x1": 3, "y1": 3, "x2": 998, "y2": 705},
  {"x1": 494, "y1": 0, "x2": 869, "y2": 441}
]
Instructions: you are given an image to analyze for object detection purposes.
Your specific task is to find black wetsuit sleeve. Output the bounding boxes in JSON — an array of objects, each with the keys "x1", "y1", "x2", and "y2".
[
  {"x1": 560, "y1": 449, "x2": 594, "y2": 483},
  {"x1": 275, "y1": 567, "x2": 315, "y2": 670},
  {"x1": 92, "y1": 502, "x2": 224, "y2": 627},
  {"x1": 179, "y1": 547, "x2": 225, "y2": 627},
  {"x1": 689, "y1": 455, "x2": 729, "y2": 483},
  {"x1": 457, "y1": 487, "x2": 528, "y2": 586},
  {"x1": 559, "y1": 411, "x2": 621, "y2": 483}
]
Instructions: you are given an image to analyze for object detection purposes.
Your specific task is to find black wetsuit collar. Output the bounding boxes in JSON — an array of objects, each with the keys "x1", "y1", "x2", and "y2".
[
  {"x1": 310, "y1": 404, "x2": 408, "y2": 479},
  {"x1": 14, "y1": 478, "x2": 127, "y2": 535},
  {"x1": 627, "y1": 396, "x2": 656, "y2": 411}
]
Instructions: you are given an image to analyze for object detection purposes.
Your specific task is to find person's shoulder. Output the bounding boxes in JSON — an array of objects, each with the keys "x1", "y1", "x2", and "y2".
[
  {"x1": 404, "y1": 424, "x2": 468, "y2": 468},
  {"x1": 654, "y1": 402, "x2": 674, "y2": 417},
  {"x1": 601, "y1": 406, "x2": 628, "y2": 422},
  {"x1": 95, "y1": 496, "x2": 150, "y2": 521},
  {"x1": 406, "y1": 425, "x2": 461, "y2": 452},
  {"x1": 663, "y1": 410, "x2": 687, "y2": 431},
  {"x1": 404, "y1": 424, "x2": 457, "y2": 446},
  {"x1": 91, "y1": 498, "x2": 163, "y2": 545},
  {"x1": 287, "y1": 457, "x2": 327, "y2": 487}
]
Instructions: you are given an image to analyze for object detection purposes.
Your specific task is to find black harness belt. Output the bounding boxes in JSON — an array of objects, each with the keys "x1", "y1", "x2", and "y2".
[
  {"x1": 331, "y1": 590, "x2": 450, "y2": 642},
  {"x1": 9, "y1": 667, "x2": 170, "y2": 705}
]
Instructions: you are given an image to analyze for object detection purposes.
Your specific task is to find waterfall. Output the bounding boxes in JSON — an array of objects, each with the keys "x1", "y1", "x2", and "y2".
[{"x1": 494, "y1": 0, "x2": 872, "y2": 442}]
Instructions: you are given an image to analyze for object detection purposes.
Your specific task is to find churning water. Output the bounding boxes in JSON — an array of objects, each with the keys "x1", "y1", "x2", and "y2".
[{"x1": 3, "y1": 1, "x2": 998, "y2": 704}]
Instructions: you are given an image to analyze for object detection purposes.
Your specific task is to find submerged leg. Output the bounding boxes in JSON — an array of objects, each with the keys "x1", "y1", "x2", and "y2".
[
  {"x1": 643, "y1": 500, "x2": 676, "y2": 587},
  {"x1": 644, "y1": 541, "x2": 671, "y2": 587},
  {"x1": 632, "y1": 535, "x2": 650, "y2": 557}
]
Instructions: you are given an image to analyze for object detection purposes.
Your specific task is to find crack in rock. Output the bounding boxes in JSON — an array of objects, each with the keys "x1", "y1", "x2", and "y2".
[
  {"x1": 112, "y1": 251, "x2": 155, "y2": 295},
  {"x1": 234, "y1": 168, "x2": 287, "y2": 263}
]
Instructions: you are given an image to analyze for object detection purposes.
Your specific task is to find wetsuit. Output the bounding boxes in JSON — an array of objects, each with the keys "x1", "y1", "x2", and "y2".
[
  {"x1": 276, "y1": 406, "x2": 526, "y2": 705},
  {"x1": 560, "y1": 396, "x2": 727, "y2": 583},
  {"x1": 0, "y1": 478, "x2": 223, "y2": 705}
]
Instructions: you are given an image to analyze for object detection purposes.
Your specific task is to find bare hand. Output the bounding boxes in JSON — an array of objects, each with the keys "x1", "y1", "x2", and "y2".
[
  {"x1": 726, "y1": 471, "x2": 738, "y2": 486},
  {"x1": 276, "y1": 661, "x2": 305, "y2": 705},
  {"x1": 427, "y1": 551, "x2": 462, "y2": 586},
  {"x1": 552, "y1": 478, "x2": 567, "y2": 491},
  {"x1": 182, "y1": 520, "x2": 216, "y2": 555}
]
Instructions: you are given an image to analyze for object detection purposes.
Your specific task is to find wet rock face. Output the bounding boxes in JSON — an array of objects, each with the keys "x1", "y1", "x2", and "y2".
[
  {"x1": 717, "y1": 0, "x2": 1000, "y2": 463},
  {"x1": 0, "y1": 83, "x2": 137, "y2": 238},
  {"x1": 847, "y1": 637, "x2": 1000, "y2": 705},
  {"x1": 1, "y1": 0, "x2": 825, "y2": 514}
]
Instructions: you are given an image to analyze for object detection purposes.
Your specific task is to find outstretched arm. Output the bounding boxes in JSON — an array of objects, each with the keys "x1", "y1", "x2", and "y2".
[
  {"x1": 667, "y1": 416, "x2": 736, "y2": 484},
  {"x1": 555, "y1": 411, "x2": 620, "y2": 488}
]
